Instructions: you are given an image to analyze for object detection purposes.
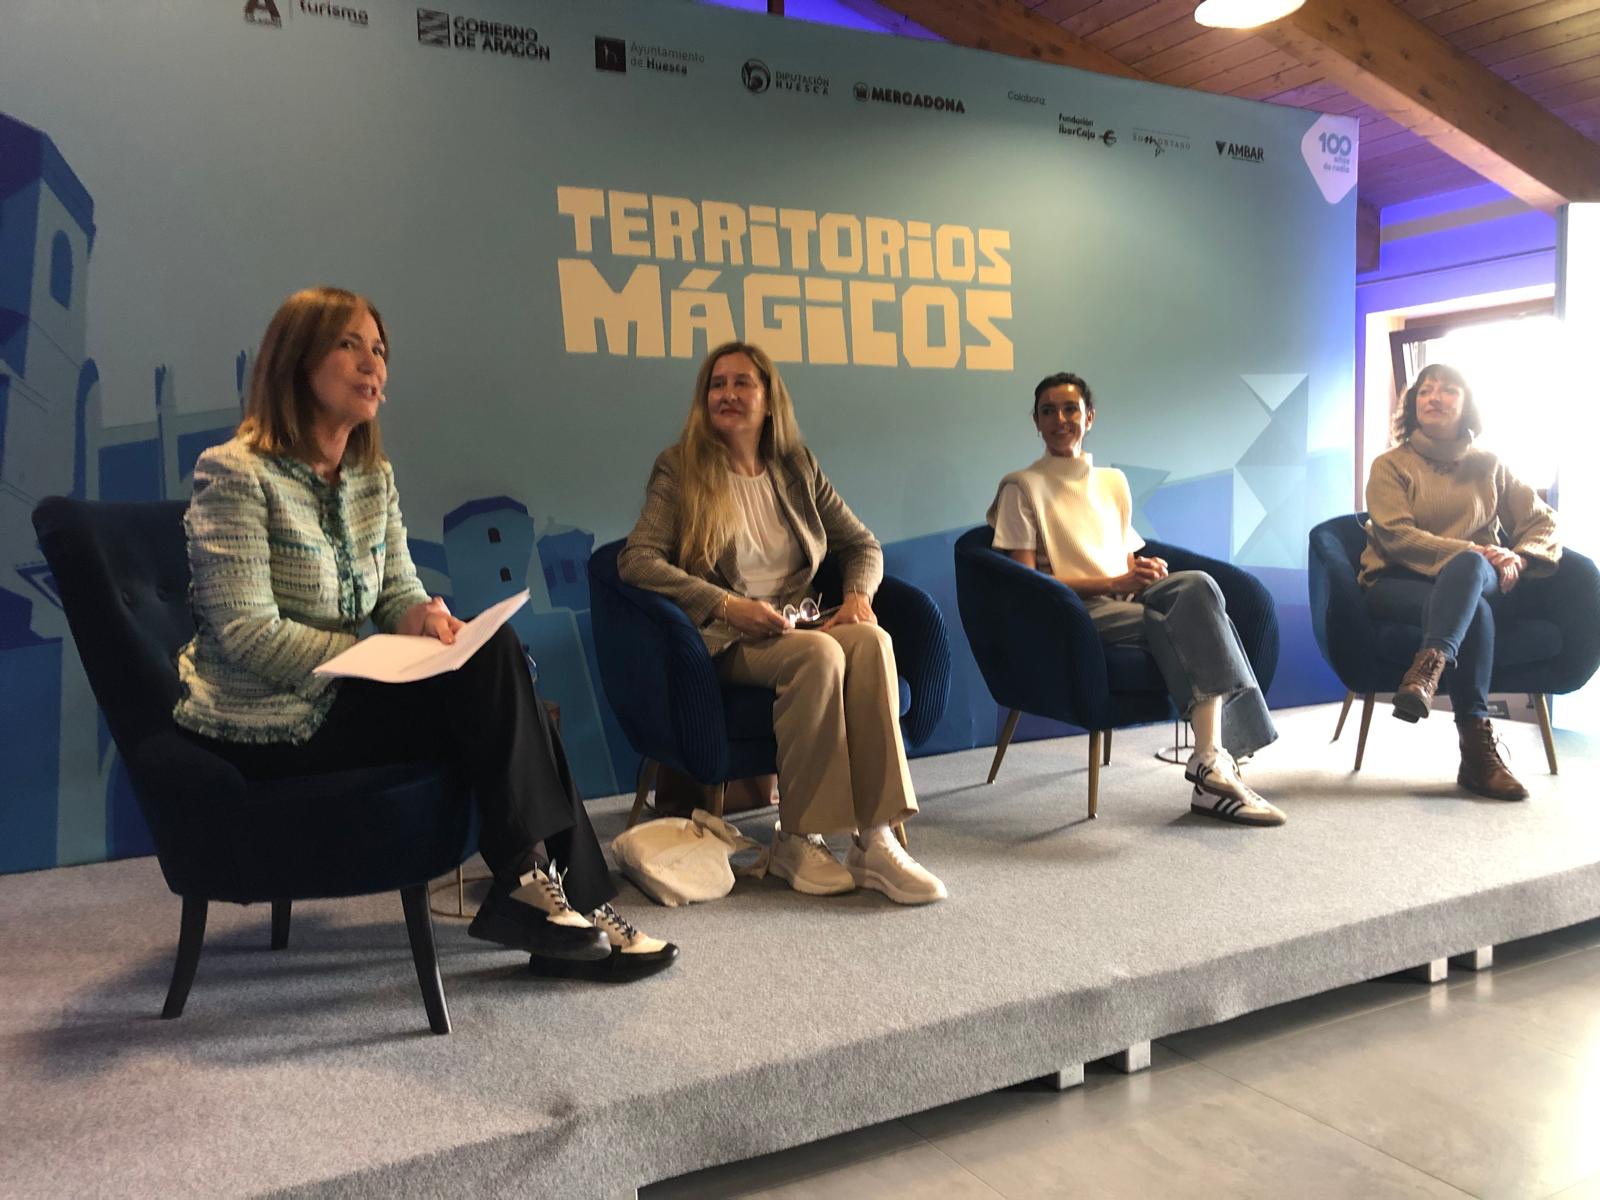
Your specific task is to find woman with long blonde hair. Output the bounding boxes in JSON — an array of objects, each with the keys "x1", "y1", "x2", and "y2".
[{"x1": 620, "y1": 341, "x2": 946, "y2": 903}]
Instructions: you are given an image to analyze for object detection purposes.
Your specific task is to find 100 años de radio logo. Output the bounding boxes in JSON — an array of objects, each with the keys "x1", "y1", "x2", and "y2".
[{"x1": 555, "y1": 187, "x2": 1014, "y2": 370}]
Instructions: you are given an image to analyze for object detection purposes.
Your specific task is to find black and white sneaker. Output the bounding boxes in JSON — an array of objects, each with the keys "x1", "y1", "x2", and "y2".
[
  {"x1": 530, "y1": 902, "x2": 679, "y2": 982},
  {"x1": 1184, "y1": 748, "x2": 1287, "y2": 827},
  {"x1": 468, "y1": 860, "x2": 611, "y2": 960}
]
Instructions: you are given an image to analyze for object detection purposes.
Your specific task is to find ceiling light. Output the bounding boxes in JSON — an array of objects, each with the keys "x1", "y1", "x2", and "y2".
[{"x1": 1193, "y1": 0, "x2": 1305, "y2": 29}]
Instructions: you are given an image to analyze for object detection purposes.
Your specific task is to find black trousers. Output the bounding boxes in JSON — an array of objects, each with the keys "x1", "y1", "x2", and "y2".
[{"x1": 179, "y1": 625, "x2": 616, "y2": 913}]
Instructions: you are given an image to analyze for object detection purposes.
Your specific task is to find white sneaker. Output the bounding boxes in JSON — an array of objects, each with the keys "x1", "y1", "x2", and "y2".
[
  {"x1": 768, "y1": 824, "x2": 856, "y2": 896},
  {"x1": 1184, "y1": 748, "x2": 1286, "y2": 827},
  {"x1": 846, "y1": 827, "x2": 948, "y2": 904}
]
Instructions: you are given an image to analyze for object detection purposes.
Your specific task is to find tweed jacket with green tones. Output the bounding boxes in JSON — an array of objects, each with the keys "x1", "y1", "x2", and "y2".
[
  {"x1": 619, "y1": 444, "x2": 883, "y2": 656},
  {"x1": 1360, "y1": 431, "x2": 1561, "y2": 588},
  {"x1": 173, "y1": 436, "x2": 431, "y2": 744}
]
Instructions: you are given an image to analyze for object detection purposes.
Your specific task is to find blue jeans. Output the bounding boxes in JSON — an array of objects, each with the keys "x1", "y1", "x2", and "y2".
[
  {"x1": 1086, "y1": 571, "x2": 1278, "y2": 758},
  {"x1": 1364, "y1": 551, "x2": 1509, "y2": 720}
]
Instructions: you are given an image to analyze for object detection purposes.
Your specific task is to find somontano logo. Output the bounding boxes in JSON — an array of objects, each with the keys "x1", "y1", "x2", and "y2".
[
  {"x1": 853, "y1": 83, "x2": 965, "y2": 114},
  {"x1": 1130, "y1": 127, "x2": 1191, "y2": 157},
  {"x1": 1217, "y1": 139, "x2": 1265, "y2": 163},
  {"x1": 416, "y1": 8, "x2": 549, "y2": 59}
]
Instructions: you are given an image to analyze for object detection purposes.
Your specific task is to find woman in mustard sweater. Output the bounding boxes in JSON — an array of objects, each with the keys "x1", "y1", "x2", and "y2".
[{"x1": 1363, "y1": 363, "x2": 1561, "y2": 800}]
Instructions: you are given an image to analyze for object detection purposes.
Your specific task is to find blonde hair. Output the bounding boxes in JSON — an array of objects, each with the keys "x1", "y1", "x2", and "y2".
[
  {"x1": 675, "y1": 341, "x2": 803, "y2": 573},
  {"x1": 237, "y1": 286, "x2": 388, "y2": 469}
]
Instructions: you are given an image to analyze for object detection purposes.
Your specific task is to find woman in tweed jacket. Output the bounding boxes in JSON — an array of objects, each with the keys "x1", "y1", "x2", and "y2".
[
  {"x1": 173, "y1": 287, "x2": 674, "y2": 980},
  {"x1": 620, "y1": 341, "x2": 946, "y2": 904},
  {"x1": 1363, "y1": 362, "x2": 1561, "y2": 801}
]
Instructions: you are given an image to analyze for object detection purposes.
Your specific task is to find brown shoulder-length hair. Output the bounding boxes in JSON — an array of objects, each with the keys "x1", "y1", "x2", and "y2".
[
  {"x1": 236, "y1": 286, "x2": 388, "y2": 469},
  {"x1": 674, "y1": 341, "x2": 803, "y2": 574},
  {"x1": 1393, "y1": 362, "x2": 1482, "y2": 444}
]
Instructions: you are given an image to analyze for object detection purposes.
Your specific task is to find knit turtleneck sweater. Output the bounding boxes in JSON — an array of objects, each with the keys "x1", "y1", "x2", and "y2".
[
  {"x1": 1360, "y1": 430, "x2": 1561, "y2": 587},
  {"x1": 987, "y1": 452, "x2": 1142, "y2": 580}
]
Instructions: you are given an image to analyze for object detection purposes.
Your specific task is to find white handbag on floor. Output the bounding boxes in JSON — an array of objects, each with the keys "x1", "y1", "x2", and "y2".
[{"x1": 610, "y1": 809, "x2": 763, "y2": 907}]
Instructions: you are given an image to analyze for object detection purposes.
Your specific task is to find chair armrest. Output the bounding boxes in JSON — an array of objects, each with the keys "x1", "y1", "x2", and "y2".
[
  {"x1": 1516, "y1": 548, "x2": 1600, "y2": 694},
  {"x1": 1145, "y1": 541, "x2": 1280, "y2": 692},
  {"x1": 589, "y1": 569, "x2": 730, "y2": 781},
  {"x1": 954, "y1": 539, "x2": 1111, "y2": 729},
  {"x1": 873, "y1": 574, "x2": 952, "y2": 749},
  {"x1": 1306, "y1": 522, "x2": 1381, "y2": 693}
]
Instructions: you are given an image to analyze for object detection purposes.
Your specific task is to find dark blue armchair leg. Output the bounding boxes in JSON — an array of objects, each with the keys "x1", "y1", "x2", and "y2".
[
  {"x1": 1332, "y1": 691, "x2": 1355, "y2": 741},
  {"x1": 270, "y1": 900, "x2": 291, "y2": 950},
  {"x1": 163, "y1": 896, "x2": 208, "y2": 1020},
  {"x1": 400, "y1": 883, "x2": 451, "y2": 1035}
]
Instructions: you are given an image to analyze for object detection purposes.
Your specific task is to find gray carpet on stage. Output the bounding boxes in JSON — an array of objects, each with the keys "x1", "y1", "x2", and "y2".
[{"x1": 4, "y1": 704, "x2": 1600, "y2": 1199}]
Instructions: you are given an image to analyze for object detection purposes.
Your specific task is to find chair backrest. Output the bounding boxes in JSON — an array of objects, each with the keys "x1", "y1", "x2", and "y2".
[{"x1": 31, "y1": 497, "x2": 193, "y2": 754}]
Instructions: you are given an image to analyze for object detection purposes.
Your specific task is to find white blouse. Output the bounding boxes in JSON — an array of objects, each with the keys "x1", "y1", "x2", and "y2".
[{"x1": 729, "y1": 470, "x2": 803, "y2": 600}]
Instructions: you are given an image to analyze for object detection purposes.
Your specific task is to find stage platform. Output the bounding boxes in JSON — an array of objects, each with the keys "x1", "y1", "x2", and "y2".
[{"x1": 3, "y1": 703, "x2": 1599, "y2": 1199}]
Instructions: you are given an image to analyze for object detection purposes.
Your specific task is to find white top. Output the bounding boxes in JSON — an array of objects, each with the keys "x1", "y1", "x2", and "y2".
[
  {"x1": 729, "y1": 470, "x2": 803, "y2": 600},
  {"x1": 988, "y1": 453, "x2": 1143, "y2": 579}
]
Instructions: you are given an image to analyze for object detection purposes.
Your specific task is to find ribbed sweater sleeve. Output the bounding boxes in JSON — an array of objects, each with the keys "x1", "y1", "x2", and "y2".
[
  {"x1": 1363, "y1": 451, "x2": 1476, "y2": 576},
  {"x1": 185, "y1": 448, "x2": 358, "y2": 688},
  {"x1": 1496, "y1": 461, "x2": 1562, "y2": 576}
]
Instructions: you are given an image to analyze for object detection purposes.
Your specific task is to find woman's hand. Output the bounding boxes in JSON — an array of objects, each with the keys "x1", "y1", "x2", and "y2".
[
  {"x1": 1471, "y1": 545, "x2": 1524, "y2": 593},
  {"x1": 818, "y1": 592, "x2": 876, "y2": 631},
  {"x1": 399, "y1": 596, "x2": 465, "y2": 644},
  {"x1": 723, "y1": 595, "x2": 791, "y2": 638}
]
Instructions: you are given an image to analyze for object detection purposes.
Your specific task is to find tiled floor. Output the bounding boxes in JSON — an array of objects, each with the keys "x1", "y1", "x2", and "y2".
[{"x1": 643, "y1": 917, "x2": 1600, "y2": 1199}]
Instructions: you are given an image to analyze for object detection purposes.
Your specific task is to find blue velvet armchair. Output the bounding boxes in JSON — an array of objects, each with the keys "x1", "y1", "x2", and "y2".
[
  {"x1": 32, "y1": 497, "x2": 478, "y2": 1035},
  {"x1": 953, "y1": 525, "x2": 1279, "y2": 817},
  {"x1": 1309, "y1": 512, "x2": 1600, "y2": 771},
  {"x1": 587, "y1": 540, "x2": 952, "y2": 826}
]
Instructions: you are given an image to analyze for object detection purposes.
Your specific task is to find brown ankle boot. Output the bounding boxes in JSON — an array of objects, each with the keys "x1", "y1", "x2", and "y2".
[
  {"x1": 1456, "y1": 718, "x2": 1529, "y2": 801},
  {"x1": 1393, "y1": 647, "x2": 1448, "y2": 723}
]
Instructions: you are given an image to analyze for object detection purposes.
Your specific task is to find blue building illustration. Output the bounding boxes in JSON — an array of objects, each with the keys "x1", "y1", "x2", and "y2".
[
  {"x1": 1, "y1": 112, "x2": 240, "y2": 873},
  {"x1": 442, "y1": 496, "x2": 629, "y2": 799}
]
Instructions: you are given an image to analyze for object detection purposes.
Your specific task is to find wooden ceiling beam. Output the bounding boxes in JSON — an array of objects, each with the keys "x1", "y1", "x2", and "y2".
[
  {"x1": 872, "y1": 0, "x2": 1149, "y2": 79},
  {"x1": 1256, "y1": 0, "x2": 1600, "y2": 207}
]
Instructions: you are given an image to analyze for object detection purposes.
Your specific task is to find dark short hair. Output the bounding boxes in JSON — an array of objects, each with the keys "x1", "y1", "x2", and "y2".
[
  {"x1": 1033, "y1": 372, "x2": 1094, "y2": 416},
  {"x1": 1395, "y1": 362, "x2": 1482, "y2": 442}
]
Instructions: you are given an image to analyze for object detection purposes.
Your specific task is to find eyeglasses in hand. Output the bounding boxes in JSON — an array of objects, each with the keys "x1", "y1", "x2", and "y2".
[{"x1": 781, "y1": 596, "x2": 824, "y2": 626}]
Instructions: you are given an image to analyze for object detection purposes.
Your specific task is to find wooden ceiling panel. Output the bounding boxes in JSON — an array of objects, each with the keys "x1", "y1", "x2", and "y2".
[
  {"x1": 1491, "y1": 31, "x2": 1600, "y2": 79},
  {"x1": 1089, "y1": 0, "x2": 1200, "y2": 49},
  {"x1": 1450, "y1": 0, "x2": 1600, "y2": 49},
  {"x1": 1194, "y1": 46, "x2": 1309, "y2": 90},
  {"x1": 1116, "y1": 19, "x2": 1228, "y2": 64},
  {"x1": 1153, "y1": 35, "x2": 1282, "y2": 85},
  {"x1": 879, "y1": 0, "x2": 1600, "y2": 208}
]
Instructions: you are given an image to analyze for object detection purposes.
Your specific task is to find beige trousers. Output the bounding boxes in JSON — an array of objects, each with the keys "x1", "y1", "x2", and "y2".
[{"x1": 715, "y1": 623, "x2": 918, "y2": 835}]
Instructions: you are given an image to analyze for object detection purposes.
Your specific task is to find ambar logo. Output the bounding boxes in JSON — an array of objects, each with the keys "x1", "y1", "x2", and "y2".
[{"x1": 1216, "y1": 139, "x2": 1265, "y2": 163}]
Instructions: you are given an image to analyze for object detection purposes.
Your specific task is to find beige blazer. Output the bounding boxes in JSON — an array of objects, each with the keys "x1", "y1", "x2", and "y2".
[{"x1": 618, "y1": 445, "x2": 883, "y2": 655}]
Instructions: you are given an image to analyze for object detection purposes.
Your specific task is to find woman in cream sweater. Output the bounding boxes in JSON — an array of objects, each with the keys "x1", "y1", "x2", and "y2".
[
  {"x1": 1363, "y1": 363, "x2": 1560, "y2": 800},
  {"x1": 988, "y1": 372, "x2": 1283, "y2": 826}
]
